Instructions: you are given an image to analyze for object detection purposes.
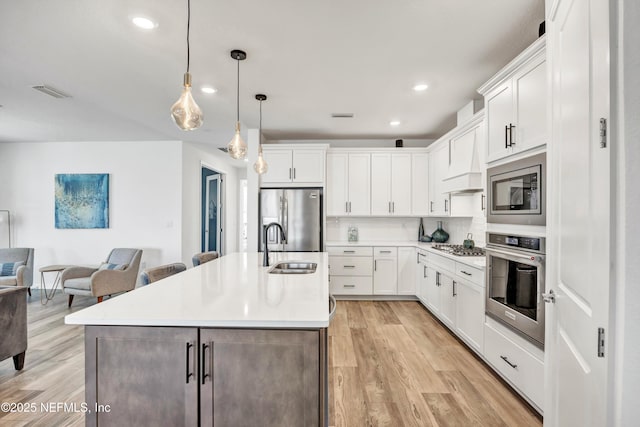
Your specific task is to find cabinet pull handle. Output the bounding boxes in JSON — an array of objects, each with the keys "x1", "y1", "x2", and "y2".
[
  {"x1": 500, "y1": 355, "x2": 518, "y2": 369},
  {"x1": 388, "y1": 202, "x2": 391, "y2": 213},
  {"x1": 343, "y1": 250, "x2": 355, "y2": 254},
  {"x1": 423, "y1": 265, "x2": 427, "y2": 278},
  {"x1": 201, "y1": 343, "x2": 210, "y2": 385},
  {"x1": 343, "y1": 265, "x2": 355, "y2": 268},
  {"x1": 293, "y1": 168, "x2": 296, "y2": 179},
  {"x1": 509, "y1": 124, "x2": 516, "y2": 146},
  {"x1": 444, "y1": 199, "x2": 448, "y2": 212},
  {"x1": 453, "y1": 281, "x2": 457, "y2": 297},
  {"x1": 380, "y1": 250, "x2": 392, "y2": 254},
  {"x1": 185, "y1": 342, "x2": 194, "y2": 384},
  {"x1": 436, "y1": 271, "x2": 440, "y2": 287},
  {"x1": 344, "y1": 284, "x2": 356, "y2": 288},
  {"x1": 392, "y1": 202, "x2": 395, "y2": 213},
  {"x1": 505, "y1": 125, "x2": 509, "y2": 149},
  {"x1": 349, "y1": 202, "x2": 352, "y2": 212},
  {"x1": 430, "y1": 201, "x2": 433, "y2": 212},
  {"x1": 374, "y1": 260, "x2": 377, "y2": 271},
  {"x1": 460, "y1": 270, "x2": 472, "y2": 276},
  {"x1": 481, "y1": 194, "x2": 486, "y2": 211},
  {"x1": 345, "y1": 202, "x2": 348, "y2": 213}
]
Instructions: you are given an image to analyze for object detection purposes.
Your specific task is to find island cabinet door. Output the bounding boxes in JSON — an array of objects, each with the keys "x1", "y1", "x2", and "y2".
[
  {"x1": 199, "y1": 329, "x2": 321, "y2": 427},
  {"x1": 84, "y1": 326, "x2": 199, "y2": 427}
]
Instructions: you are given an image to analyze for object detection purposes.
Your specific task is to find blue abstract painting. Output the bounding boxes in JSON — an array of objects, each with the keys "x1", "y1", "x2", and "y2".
[{"x1": 55, "y1": 174, "x2": 109, "y2": 229}]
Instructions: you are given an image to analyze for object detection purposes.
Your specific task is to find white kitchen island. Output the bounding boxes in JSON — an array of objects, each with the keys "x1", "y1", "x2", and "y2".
[{"x1": 65, "y1": 252, "x2": 331, "y2": 427}]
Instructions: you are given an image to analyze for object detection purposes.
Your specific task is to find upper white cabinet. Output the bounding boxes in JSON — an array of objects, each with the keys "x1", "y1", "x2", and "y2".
[
  {"x1": 478, "y1": 36, "x2": 546, "y2": 163},
  {"x1": 411, "y1": 153, "x2": 429, "y2": 216},
  {"x1": 326, "y1": 152, "x2": 370, "y2": 216},
  {"x1": 371, "y1": 153, "x2": 412, "y2": 216},
  {"x1": 443, "y1": 113, "x2": 484, "y2": 193},
  {"x1": 428, "y1": 142, "x2": 450, "y2": 216},
  {"x1": 261, "y1": 146, "x2": 326, "y2": 186}
]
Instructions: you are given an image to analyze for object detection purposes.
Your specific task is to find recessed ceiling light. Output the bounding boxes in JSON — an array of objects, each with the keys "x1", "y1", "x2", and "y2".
[
  {"x1": 201, "y1": 86, "x2": 217, "y2": 94},
  {"x1": 132, "y1": 16, "x2": 157, "y2": 30},
  {"x1": 390, "y1": 120, "x2": 401, "y2": 126},
  {"x1": 413, "y1": 83, "x2": 429, "y2": 92}
]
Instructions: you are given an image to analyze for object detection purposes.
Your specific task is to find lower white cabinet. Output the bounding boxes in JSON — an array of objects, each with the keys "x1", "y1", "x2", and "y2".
[
  {"x1": 454, "y1": 279, "x2": 485, "y2": 352},
  {"x1": 437, "y1": 272, "x2": 456, "y2": 328},
  {"x1": 397, "y1": 247, "x2": 416, "y2": 295},
  {"x1": 329, "y1": 247, "x2": 373, "y2": 295},
  {"x1": 424, "y1": 267, "x2": 440, "y2": 315},
  {"x1": 373, "y1": 247, "x2": 397, "y2": 295},
  {"x1": 484, "y1": 320, "x2": 544, "y2": 410}
]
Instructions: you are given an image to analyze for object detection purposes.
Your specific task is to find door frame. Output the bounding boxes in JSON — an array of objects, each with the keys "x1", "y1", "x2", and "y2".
[
  {"x1": 201, "y1": 165, "x2": 225, "y2": 256},
  {"x1": 205, "y1": 174, "x2": 222, "y2": 253}
]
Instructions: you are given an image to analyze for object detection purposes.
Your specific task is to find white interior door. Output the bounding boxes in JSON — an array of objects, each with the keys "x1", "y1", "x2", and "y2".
[
  {"x1": 545, "y1": 0, "x2": 610, "y2": 425},
  {"x1": 205, "y1": 175, "x2": 223, "y2": 254}
]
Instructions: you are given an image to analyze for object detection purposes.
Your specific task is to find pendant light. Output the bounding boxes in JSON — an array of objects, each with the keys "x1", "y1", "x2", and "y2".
[
  {"x1": 170, "y1": 0, "x2": 203, "y2": 131},
  {"x1": 253, "y1": 94, "x2": 268, "y2": 174},
  {"x1": 227, "y1": 49, "x2": 248, "y2": 159}
]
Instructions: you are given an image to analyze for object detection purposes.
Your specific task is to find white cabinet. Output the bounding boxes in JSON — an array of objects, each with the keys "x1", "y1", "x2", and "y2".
[
  {"x1": 416, "y1": 250, "x2": 429, "y2": 303},
  {"x1": 326, "y1": 153, "x2": 370, "y2": 216},
  {"x1": 424, "y1": 266, "x2": 440, "y2": 315},
  {"x1": 411, "y1": 153, "x2": 429, "y2": 216},
  {"x1": 370, "y1": 153, "x2": 412, "y2": 216},
  {"x1": 428, "y1": 142, "x2": 450, "y2": 216},
  {"x1": 261, "y1": 147, "x2": 325, "y2": 186},
  {"x1": 438, "y1": 272, "x2": 456, "y2": 328},
  {"x1": 443, "y1": 118, "x2": 483, "y2": 193},
  {"x1": 373, "y1": 247, "x2": 397, "y2": 295},
  {"x1": 397, "y1": 247, "x2": 416, "y2": 295},
  {"x1": 328, "y1": 246, "x2": 373, "y2": 295},
  {"x1": 455, "y1": 279, "x2": 484, "y2": 352},
  {"x1": 478, "y1": 37, "x2": 546, "y2": 163}
]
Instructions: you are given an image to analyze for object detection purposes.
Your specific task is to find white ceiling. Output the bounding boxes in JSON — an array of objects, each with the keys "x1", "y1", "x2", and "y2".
[{"x1": 0, "y1": 0, "x2": 544, "y2": 147}]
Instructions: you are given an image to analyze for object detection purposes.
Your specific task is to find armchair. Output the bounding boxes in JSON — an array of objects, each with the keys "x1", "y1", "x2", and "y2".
[
  {"x1": 0, "y1": 286, "x2": 28, "y2": 370},
  {"x1": 62, "y1": 248, "x2": 142, "y2": 307},
  {"x1": 0, "y1": 248, "x2": 34, "y2": 296}
]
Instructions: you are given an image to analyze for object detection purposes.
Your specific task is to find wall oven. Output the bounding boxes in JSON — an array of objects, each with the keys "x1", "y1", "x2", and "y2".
[
  {"x1": 485, "y1": 232, "x2": 546, "y2": 347},
  {"x1": 487, "y1": 152, "x2": 546, "y2": 225}
]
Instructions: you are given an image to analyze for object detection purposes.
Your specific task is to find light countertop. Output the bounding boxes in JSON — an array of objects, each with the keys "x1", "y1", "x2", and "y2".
[
  {"x1": 326, "y1": 240, "x2": 486, "y2": 268},
  {"x1": 65, "y1": 252, "x2": 330, "y2": 328}
]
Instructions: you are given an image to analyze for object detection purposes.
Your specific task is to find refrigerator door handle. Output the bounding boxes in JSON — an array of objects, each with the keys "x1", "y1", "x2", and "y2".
[{"x1": 283, "y1": 196, "x2": 289, "y2": 246}]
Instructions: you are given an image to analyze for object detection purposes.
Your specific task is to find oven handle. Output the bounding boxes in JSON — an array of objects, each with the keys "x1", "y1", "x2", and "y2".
[{"x1": 485, "y1": 247, "x2": 544, "y2": 266}]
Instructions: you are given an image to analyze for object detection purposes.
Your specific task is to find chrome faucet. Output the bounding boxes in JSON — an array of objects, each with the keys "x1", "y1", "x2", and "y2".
[{"x1": 263, "y1": 222, "x2": 287, "y2": 267}]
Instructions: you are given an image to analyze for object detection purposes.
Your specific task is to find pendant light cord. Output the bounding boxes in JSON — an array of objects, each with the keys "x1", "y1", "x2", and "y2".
[
  {"x1": 186, "y1": 0, "x2": 191, "y2": 73},
  {"x1": 236, "y1": 58, "x2": 240, "y2": 121},
  {"x1": 259, "y1": 99, "x2": 262, "y2": 131}
]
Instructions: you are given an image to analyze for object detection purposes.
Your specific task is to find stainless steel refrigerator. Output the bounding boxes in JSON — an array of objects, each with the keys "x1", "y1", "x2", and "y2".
[{"x1": 259, "y1": 188, "x2": 323, "y2": 252}]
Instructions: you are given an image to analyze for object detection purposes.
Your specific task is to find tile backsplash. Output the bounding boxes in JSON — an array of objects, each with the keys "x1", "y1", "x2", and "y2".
[{"x1": 326, "y1": 215, "x2": 487, "y2": 247}]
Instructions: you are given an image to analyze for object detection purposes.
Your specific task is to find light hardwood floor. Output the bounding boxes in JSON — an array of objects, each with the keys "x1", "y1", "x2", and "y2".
[{"x1": 0, "y1": 292, "x2": 541, "y2": 426}]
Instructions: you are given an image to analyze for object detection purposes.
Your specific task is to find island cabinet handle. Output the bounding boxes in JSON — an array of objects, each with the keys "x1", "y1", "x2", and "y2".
[
  {"x1": 201, "y1": 343, "x2": 210, "y2": 385},
  {"x1": 343, "y1": 250, "x2": 355, "y2": 254},
  {"x1": 185, "y1": 343, "x2": 194, "y2": 384},
  {"x1": 460, "y1": 270, "x2": 472, "y2": 276},
  {"x1": 343, "y1": 284, "x2": 356, "y2": 288},
  {"x1": 343, "y1": 265, "x2": 356, "y2": 268}
]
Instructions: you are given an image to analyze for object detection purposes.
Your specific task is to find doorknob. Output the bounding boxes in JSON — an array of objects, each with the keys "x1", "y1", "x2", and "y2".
[{"x1": 543, "y1": 289, "x2": 555, "y2": 303}]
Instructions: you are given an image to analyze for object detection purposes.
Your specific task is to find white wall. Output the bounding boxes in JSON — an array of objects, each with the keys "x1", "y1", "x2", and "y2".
[
  {"x1": 0, "y1": 141, "x2": 183, "y2": 286},
  {"x1": 181, "y1": 142, "x2": 243, "y2": 265}
]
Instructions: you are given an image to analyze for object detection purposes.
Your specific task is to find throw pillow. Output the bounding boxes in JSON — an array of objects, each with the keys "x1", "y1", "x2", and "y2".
[
  {"x1": 0, "y1": 261, "x2": 25, "y2": 276},
  {"x1": 99, "y1": 263, "x2": 128, "y2": 271}
]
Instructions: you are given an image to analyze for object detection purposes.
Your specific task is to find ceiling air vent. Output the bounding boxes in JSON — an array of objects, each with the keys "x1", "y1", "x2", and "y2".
[
  {"x1": 218, "y1": 147, "x2": 229, "y2": 153},
  {"x1": 32, "y1": 85, "x2": 71, "y2": 99},
  {"x1": 331, "y1": 113, "x2": 354, "y2": 118}
]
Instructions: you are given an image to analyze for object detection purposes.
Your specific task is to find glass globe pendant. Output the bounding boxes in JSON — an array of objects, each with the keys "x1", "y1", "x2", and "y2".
[
  {"x1": 171, "y1": 72, "x2": 203, "y2": 130},
  {"x1": 227, "y1": 50, "x2": 248, "y2": 159}
]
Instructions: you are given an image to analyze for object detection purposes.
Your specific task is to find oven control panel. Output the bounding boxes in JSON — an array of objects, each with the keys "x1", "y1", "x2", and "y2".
[{"x1": 487, "y1": 233, "x2": 545, "y2": 254}]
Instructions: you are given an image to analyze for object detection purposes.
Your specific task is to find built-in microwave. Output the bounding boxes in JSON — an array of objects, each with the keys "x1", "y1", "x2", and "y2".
[{"x1": 487, "y1": 153, "x2": 546, "y2": 226}]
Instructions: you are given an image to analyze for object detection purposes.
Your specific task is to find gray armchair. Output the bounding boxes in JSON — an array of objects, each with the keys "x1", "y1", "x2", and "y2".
[
  {"x1": 0, "y1": 248, "x2": 34, "y2": 296},
  {"x1": 62, "y1": 248, "x2": 142, "y2": 307},
  {"x1": 0, "y1": 286, "x2": 28, "y2": 370}
]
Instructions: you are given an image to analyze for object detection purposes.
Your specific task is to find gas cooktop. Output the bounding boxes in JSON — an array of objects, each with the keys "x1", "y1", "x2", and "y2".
[{"x1": 431, "y1": 244, "x2": 486, "y2": 257}]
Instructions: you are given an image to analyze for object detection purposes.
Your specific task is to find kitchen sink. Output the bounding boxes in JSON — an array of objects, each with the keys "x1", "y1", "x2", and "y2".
[{"x1": 269, "y1": 262, "x2": 317, "y2": 274}]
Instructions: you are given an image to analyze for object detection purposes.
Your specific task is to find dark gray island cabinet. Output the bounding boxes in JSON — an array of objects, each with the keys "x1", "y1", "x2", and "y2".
[{"x1": 85, "y1": 325, "x2": 327, "y2": 427}]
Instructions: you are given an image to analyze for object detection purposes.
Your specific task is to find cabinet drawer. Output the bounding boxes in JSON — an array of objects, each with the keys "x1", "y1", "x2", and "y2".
[
  {"x1": 428, "y1": 252, "x2": 456, "y2": 273},
  {"x1": 374, "y1": 247, "x2": 397, "y2": 257},
  {"x1": 329, "y1": 256, "x2": 372, "y2": 276},
  {"x1": 330, "y1": 276, "x2": 373, "y2": 295},
  {"x1": 327, "y1": 246, "x2": 373, "y2": 256},
  {"x1": 484, "y1": 323, "x2": 544, "y2": 409},
  {"x1": 455, "y1": 263, "x2": 484, "y2": 286}
]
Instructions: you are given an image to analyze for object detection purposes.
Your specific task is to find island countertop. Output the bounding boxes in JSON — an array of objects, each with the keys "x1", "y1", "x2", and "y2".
[{"x1": 65, "y1": 252, "x2": 330, "y2": 328}]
